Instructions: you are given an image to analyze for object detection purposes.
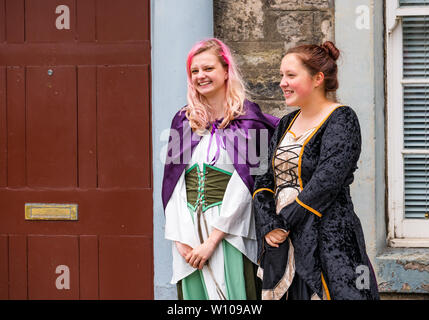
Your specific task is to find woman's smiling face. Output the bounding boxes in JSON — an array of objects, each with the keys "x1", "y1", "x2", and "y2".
[
  {"x1": 190, "y1": 50, "x2": 228, "y2": 99},
  {"x1": 279, "y1": 53, "x2": 318, "y2": 107}
]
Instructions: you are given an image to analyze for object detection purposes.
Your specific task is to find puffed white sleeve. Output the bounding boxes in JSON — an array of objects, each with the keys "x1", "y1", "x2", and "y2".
[
  {"x1": 164, "y1": 171, "x2": 199, "y2": 248},
  {"x1": 164, "y1": 170, "x2": 200, "y2": 284}
]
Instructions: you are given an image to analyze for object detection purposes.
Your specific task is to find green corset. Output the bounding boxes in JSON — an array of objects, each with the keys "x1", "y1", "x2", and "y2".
[{"x1": 185, "y1": 163, "x2": 233, "y2": 212}]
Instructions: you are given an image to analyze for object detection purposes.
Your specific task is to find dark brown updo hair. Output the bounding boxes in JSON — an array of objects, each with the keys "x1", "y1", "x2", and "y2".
[{"x1": 286, "y1": 41, "x2": 340, "y2": 93}]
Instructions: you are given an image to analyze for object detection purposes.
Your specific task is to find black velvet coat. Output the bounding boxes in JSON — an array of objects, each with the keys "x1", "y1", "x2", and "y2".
[{"x1": 253, "y1": 106, "x2": 379, "y2": 300}]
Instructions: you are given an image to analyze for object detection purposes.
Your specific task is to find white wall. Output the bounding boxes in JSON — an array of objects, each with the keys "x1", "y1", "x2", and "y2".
[{"x1": 335, "y1": 0, "x2": 385, "y2": 265}]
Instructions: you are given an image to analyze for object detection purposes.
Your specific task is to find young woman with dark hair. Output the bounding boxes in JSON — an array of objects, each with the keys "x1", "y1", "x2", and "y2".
[{"x1": 253, "y1": 41, "x2": 380, "y2": 300}]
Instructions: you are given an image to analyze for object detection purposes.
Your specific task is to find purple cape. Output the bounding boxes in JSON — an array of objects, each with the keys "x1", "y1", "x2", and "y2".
[{"x1": 161, "y1": 100, "x2": 280, "y2": 210}]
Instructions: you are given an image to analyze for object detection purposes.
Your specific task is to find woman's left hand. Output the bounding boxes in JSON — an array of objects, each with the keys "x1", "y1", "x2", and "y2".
[
  {"x1": 265, "y1": 229, "x2": 289, "y2": 247},
  {"x1": 186, "y1": 239, "x2": 217, "y2": 270},
  {"x1": 186, "y1": 228, "x2": 226, "y2": 270}
]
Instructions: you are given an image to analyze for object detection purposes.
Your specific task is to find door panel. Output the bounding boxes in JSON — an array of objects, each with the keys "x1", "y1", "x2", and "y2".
[
  {"x1": 99, "y1": 236, "x2": 152, "y2": 300},
  {"x1": 96, "y1": 0, "x2": 150, "y2": 42},
  {"x1": 7, "y1": 67, "x2": 26, "y2": 187},
  {"x1": 0, "y1": 67, "x2": 6, "y2": 187},
  {"x1": 77, "y1": 66, "x2": 97, "y2": 188},
  {"x1": 5, "y1": 0, "x2": 25, "y2": 43},
  {"x1": 0, "y1": 189, "x2": 152, "y2": 235},
  {"x1": 76, "y1": 0, "x2": 95, "y2": 42},
  {"x1": 97, "y1": 65, "x2": 151, "y2": 188},
  {"x1": 0, "y1": 235, "x2": 8, "y2": 299},
  {"x1": 9, "y1": 235, "x2": 28, "y2": 300},
  {"x1": 26, "y1": 0, "x2": 76, "y2": 42},
  {"x1": 0, "y1": 0, "x2": 152, "y2": 299},
  {"x1": 27, "y1": 66, "x2": 77, "y2": 187},
  {"x1": 0, "y1": 0, "x2": 4, "y2": 43},
  {"x1": 28, "y1": 235, "x2": 79, "y2": 299},
  {"x1": 79, "y1": 235, "x2": 99, "y2": 299}
]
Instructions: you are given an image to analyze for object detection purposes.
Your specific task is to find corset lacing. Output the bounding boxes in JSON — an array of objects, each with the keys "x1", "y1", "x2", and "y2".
[{"x1": 274, "y1": 143, "x2": 302, "y2": 200}]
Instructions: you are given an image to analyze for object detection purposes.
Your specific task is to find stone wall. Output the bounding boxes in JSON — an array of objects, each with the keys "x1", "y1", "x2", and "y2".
[{"x1": 214, "y1": 0, "x2": 335, "y2": 118}]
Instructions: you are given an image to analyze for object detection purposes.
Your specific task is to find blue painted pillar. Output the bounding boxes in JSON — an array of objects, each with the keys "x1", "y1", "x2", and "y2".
[{"x1": 151, "y1": 0, "x2": 214, "y2": 299}]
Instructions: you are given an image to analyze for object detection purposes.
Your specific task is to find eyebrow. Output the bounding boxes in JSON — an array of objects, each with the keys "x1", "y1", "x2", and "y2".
[
  {"x1": 281, "y1": 67, "x2": 297, "y2": 72},
  {"x1": 192, "y1": 63, "x2": 215, "y2": 68}
]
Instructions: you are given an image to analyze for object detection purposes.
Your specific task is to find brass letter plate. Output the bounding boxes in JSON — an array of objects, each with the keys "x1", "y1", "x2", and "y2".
[{"x1": 25, "y1": 203, "x2": 78, "y2": 221}]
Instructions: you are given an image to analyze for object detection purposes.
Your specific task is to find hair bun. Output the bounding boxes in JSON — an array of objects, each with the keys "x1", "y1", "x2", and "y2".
[{"x1": 321, "y1": 41, "x2": 340, "y2": 61}]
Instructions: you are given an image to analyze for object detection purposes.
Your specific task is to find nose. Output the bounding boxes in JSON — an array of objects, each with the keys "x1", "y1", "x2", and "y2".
[
  {"x1": 195, "y1": 69, "x2": 206, "y2": 79},
  {"x1": 280, "y1": 76, "x2": 288, "y2": 88}
]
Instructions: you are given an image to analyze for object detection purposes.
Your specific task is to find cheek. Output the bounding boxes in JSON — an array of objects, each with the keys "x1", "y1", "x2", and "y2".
[
  {"x1": 191, "y1": 75, "x2": 202, "y2": 87},
  {"x1": 214, "y1": 74, "x2": 227, "y2": 87},
  {"x1": 292, "y1": 78, "x2": 313, "y2": 96},
  {"x1": 215, "y1": 71, "x2": 226, "y2": 82}
]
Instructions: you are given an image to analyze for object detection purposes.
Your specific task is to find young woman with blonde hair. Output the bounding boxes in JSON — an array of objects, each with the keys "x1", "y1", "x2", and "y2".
[{"x1": 162, "y1": 38, "x2": 278, "y2": 300}]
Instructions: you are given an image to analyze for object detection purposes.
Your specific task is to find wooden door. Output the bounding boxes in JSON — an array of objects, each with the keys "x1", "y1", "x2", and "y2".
[{"x1": 0, "y1": 0, "x2": 153, "y2": 299}]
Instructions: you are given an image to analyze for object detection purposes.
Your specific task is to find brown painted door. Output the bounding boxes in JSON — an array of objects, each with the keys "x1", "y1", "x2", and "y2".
[{"x1": 0, "y1": 0, "x2": 152, "y2": 299}]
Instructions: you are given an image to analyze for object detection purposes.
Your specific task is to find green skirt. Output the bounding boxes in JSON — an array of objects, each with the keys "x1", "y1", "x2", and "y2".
[
  {"x1": 177, "y1": 240, "x2": 260, "y2": 300},
  {"x1": 180, "y1": 164, "x2": 260, "y2": 300}
]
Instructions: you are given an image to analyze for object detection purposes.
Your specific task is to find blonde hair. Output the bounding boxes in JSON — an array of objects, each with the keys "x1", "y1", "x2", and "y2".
[{"x1": 185, "y1": 38, "x2": 246, "y2": 131}]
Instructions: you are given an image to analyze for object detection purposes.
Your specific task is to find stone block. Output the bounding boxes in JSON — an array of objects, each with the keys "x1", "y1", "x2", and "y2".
[
  {"x1": 212, "y1": 0, "x2": 336, "y2": 117},
  {"x1": 214, "y1": 0, "x2": 265, "y2": 41},
  {"x1": 244, "y1": 68, "x2": 283, "y2": 101},
  {"x1": 313, "y1": 10, "x2": 335, "y2": 43},
  {"x1": 268, "y1": 0, "x2": 333, "y2": 11},
  {"x1": 276, "y1": 11, "x2": 315, "y2": 48},
  {"x1": 229, "y1": 41, "x2": 285, "y2": 70}
]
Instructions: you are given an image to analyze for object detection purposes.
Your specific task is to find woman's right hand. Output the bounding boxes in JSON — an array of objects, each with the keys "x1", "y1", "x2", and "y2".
[
  {"x1": 175, "y1": 241, "x2": 193, "y2": 259},
  {"x1": 265, "y1": 229, "x2": 289, "y2": 248}
]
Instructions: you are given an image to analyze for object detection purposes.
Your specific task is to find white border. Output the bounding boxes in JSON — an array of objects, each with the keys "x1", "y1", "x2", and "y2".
[{"x1": 386, "y1": 0, "x2": 429, "y2": 245}]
